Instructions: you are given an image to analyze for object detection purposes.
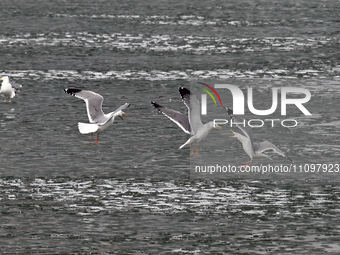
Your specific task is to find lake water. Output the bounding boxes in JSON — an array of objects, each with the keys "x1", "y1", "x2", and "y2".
[{"x1": 0, "y1": 0, "x2": 340, "y2": 254}]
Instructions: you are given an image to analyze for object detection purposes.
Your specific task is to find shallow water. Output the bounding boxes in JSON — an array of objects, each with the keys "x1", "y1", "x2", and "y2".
[{"x1": 0, "y1": 0, "x2": 340, "y2": 254}]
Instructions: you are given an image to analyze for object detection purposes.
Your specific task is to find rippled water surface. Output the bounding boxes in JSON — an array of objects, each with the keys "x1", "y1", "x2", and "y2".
[{"x1": 0, "y1": 0, "x2": 340, "y2": 254}]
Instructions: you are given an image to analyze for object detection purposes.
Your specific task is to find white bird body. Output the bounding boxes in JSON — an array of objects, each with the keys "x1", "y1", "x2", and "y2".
[
  {"x1": 0, "y1": 76, "x2": 23, "y2": 102},
  {"x1": 230, "y1": 131, "x2": 272, "y2": 163},
  {"x1": 179, "y1": 121, "x2": 217, "y2": 149},
  {"x1": 78, "y1": 111, "x2": 124, "y2": 134},
  {"x1": 0, "y1": 79, "x2": 15, "y2": 99},
  {"x1": 236, "y1": 132, "x2": 253, "y2": 159}
]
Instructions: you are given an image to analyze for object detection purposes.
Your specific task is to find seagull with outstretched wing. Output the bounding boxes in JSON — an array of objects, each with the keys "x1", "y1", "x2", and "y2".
[
  {"x1": 151, "y1": 87, "x2": 222, "y2": 156},
  {"x1": 64, "y1": 88, "x2": 130, "y2": 144},
  {"x1": 226, "y1": 107, "x2": 293, "y2": 165}
]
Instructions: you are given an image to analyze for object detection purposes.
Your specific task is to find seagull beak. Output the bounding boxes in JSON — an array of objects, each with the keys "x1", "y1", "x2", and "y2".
[
  {"x1": 216, "y1": 125, "x2": 222, "y2": 130},
  {"x1": 120, "y1": 112, "x2": 127, "y2": 120},
  {"x1": 229, "y1": 129, "x2": 235, "y2": 138}
]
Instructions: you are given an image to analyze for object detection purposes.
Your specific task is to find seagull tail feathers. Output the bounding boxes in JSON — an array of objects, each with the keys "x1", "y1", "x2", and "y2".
[{"x1": 78, "y1": 122, "x2": 98, "y2": 134}]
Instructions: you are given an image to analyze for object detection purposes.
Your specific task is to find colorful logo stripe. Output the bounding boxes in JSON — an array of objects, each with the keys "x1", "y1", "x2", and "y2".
[
  {"x1": 198, "y1": 87, "x2": 217, "y2": 106},
  {"x1": 197, "y1": 82, "x2": 223, "y2": 106}
]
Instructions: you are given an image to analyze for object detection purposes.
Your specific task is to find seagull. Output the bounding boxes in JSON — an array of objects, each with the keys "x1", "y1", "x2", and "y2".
[
  {"x1": 0, "y1": 76, "x2": 23, "y2": 102},
  {"x1": 64, "y1": 88, "x2": 130, "y2": 144},
  {"x1": 225, "y1": 107, "x2": 294, "y2": 165},
  {"x1": 151, "y1": 87, "x2": 222, "y2": 156}
]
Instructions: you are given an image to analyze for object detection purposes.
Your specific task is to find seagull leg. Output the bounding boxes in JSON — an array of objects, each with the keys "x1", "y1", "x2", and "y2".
[
  {"x1": 90, "y1": 133, "x2": 93, "y2": 140},
  {"x1": 242, "y1": 159, "x2": 253, "y2": 166},
  {"x1": 95, "y1": 132, "x2": 100, "y2": 145},
  {"x1": 190, "y1": 144, "x2": 194, "y2": 156},
  {"x1": 195, "y1": 143, "x2": 199, "y2": 156}
]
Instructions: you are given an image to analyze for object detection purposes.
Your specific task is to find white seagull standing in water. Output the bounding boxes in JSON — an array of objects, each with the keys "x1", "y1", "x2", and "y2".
[
  {"x1": 0, "y1": 76, "x2": 23, "y2": 102},
  {"x1": 64, "y1": 88, "x2": 130, "y2": 144},
  {"x1": 225, "y1": 107, "x2": 294, "y2": 165},
  {"x1": 151, "y1": 87, "x2": 222, "y2": 156}
]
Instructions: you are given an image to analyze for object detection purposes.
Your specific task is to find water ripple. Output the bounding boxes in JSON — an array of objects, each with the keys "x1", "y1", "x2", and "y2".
[
  {"x1": 1, "y1": 178, "x2": 339, "y2": 217},
  {"x1": 1, "y1": 68, "x2": 339, "y2": 81},
  {"x1": 0, "y1": 32, "x2": 337, "y2": 55},
  {"x1": 52, "y1": 13, "x2": 330, "y2": 28}
]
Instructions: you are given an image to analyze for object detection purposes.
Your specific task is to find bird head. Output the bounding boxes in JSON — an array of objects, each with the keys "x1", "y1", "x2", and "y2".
[
  {"x1": 229, "y1": 129, "x2": 243, "y2": 141},
  {"x1": 0, "y1": 76, "x2": 9, "y2": 82},
  {"x1": 214, "y1": 122, "x2": 222, "y2": 130},
  {"x1": 116, "y1": 110, "x2": 127, "y2": 120}
]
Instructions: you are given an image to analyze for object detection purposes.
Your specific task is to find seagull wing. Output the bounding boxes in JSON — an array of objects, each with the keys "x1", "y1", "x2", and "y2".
[
  {"x1": 113, "y1": 103, "x2": 130, "y2": 114},
  {"x1": 10, "y1": 81, "x2": 23, "y2": 90},
  {"x1": 254, "y1": 140, "x2": 294, "y2": 163},
  {"x1": 151, "y1": 101, "x2": 191, "y2": 134},
  {"x1": 225, "y1": 106, "x2": 254, "y2": 151},
  {"x1": 64, "y1": 88, "x2": 105, "y2": 123},
  {"x1": 179, "y1": 87, "x2": 203, "y2": 135},
  {"x1": 98, "y1": 103, "x2": 131, "y2": 125}
]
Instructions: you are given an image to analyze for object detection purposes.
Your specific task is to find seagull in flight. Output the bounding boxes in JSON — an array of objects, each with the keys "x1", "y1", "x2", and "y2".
[
  {"x1": 64, "y1": 88, "x2": 130, "y2": 144},
  {"x1": 151, "y1": 87, "x2": 222, "y2": 156},
  {"x1": 0, "y1": 76, "x2": 23, "y2": 102},
  {"x1": 225, "y1": 107, "x2": 294, "y2": 165}
]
